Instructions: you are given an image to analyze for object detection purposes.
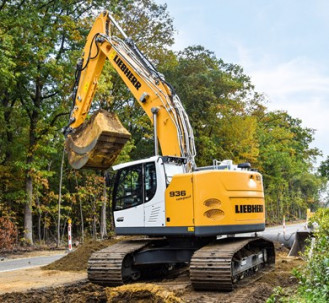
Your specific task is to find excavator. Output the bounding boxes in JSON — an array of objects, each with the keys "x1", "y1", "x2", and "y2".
[{"x1": 64, "y1": 11, "x2": 275, "y2": 291}]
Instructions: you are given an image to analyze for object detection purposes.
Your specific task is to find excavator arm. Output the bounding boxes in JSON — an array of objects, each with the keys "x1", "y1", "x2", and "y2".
[{"x1": 65, "y1": 11, "x2": 195, "y2": 170}]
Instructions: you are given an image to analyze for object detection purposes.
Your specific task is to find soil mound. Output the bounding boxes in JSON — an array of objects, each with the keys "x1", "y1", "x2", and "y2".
[
  {"x1": 43, "y1": 238, "x2": 118, "y2": 271},
  {"x1": 106, "y1": 283, "x2": 182, "y2": 303},
  {"x1": 0, "y1": 281, "x2": 106, "y2": 303}
]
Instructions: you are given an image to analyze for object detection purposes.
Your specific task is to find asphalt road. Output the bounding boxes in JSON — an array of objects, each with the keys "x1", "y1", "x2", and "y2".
[
  {"x1": 0, "y1": 254, "x2": 66, "y2": 273},
  {"x1": 262, "y1": 222, "x2": 308, "y2": 234},
  {"x1": 230, "y1": 221, "x2": 308, "y2": 239}
]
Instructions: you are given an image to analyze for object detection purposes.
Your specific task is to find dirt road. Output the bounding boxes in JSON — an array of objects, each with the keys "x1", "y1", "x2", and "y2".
[{"x1": 0, "y1": 268, "x2": 86, "y2": 295}]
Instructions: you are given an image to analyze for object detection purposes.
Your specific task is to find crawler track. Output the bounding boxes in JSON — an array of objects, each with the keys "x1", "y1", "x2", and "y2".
[
  {"x1": 88, "y1": 237, "x2": 274, "y2": 291},
  {"x1": 190, "y1": 237, "x2": 275, "y2": 291},
  {"x1": 87, "y1": 240, "x2": 148, "y2": 286}
]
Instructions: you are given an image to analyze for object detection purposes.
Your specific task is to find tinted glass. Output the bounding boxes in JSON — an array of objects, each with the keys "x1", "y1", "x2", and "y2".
[
  {"x1": 144, "y1": 162, "x2": 157, "y2": 202},
  {"x1": 114, "y1": 164, "x2": 143, "y2": 210}
]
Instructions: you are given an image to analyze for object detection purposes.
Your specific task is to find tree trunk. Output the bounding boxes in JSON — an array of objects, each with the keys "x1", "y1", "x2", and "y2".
[
  {"x1": 277, "y1": 196, "x2": 280, "y2": 222},
  {"x1": 74, "y1": 172, "x2": 84, "y2": 243},
  {"x1": 100, "y1": 174, "x2": 108, "y2": 239},
  {"x1": 107, "y1": 171, "x2": 115, "y2": 232},
  {"x1": 92, "y1": 197, "x2": 97, "y2": 240},
  {"x1": 24, "y1": 175, "x2": 33, "y2": 245},
  {"x1": 23, "y1": 108, "x2": 38, "y2": 245},
  {"x1": 109, "y1": 199, "x2": 114, "y2": 232},
  {"x1": 43, "y1": 214, "x2": 47, "y2": 242},
  {"x1": 57, "y1": 148, "x2": 65, "y2": 247},
  {"x1": 1, "y1": 94, "x2": 16, "y2": 164},
  {"x1": 36, "y1": 193, "x2": 41, "y2": 243},
  {"x1": 79, "y1": 198, "x2": 85, "y2": 242},
  {"x1": 61, "y1": 219, "x2": 67, "y2": 243}
]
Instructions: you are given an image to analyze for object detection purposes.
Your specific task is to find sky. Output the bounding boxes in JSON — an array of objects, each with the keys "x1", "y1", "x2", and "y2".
[{"x1": 155, "y1": 0, "x2": 329, "y2": 166}]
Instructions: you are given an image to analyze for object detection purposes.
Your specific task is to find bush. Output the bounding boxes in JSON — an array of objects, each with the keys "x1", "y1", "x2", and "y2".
[
  {"x1": 0, "y1": 217, "x2": 17, "y2": 250},
  {"x1": 294, "y1": 208, "x2": 329, "y2": 302}
]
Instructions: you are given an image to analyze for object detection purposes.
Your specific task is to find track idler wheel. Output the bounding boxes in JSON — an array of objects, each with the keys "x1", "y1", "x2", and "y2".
[{"x1": 122, "y1": 255, "x2": 141, "y2": 283}]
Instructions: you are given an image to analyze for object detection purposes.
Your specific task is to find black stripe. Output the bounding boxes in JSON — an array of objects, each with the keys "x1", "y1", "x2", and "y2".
[{"x1": 115, "y1": 224, "x2": 265, "y2": 237}]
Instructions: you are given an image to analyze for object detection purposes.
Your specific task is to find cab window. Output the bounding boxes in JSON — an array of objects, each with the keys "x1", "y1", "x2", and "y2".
[
  {"x1": 114, "y1": 164, "x2": 143, "y2": 210},
  {"x1": 144, "y1": 162, "x2": 157, "y2": 202}
]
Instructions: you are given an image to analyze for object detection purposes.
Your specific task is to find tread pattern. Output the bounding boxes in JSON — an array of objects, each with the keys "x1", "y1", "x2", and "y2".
[
  {"x1": 87, "y1": 240, "x2": 148, "y2": 286},
  {"x1": 190, "y1": 237, "x2": 275, "y2": 291}
]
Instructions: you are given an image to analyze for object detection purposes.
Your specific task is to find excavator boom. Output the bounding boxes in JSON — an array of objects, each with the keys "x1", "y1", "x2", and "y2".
[{"x1": 65, "y1": 11, "x2": 196, "y2": 169}]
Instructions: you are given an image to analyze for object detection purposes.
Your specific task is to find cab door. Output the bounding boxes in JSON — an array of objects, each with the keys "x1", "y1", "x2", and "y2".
[
  {"x1": 144, "y1": 161, "x2": 166, "y2": 227},
  {"x1": 113, "y1": 164, "x2": 144, "y2": 227}
]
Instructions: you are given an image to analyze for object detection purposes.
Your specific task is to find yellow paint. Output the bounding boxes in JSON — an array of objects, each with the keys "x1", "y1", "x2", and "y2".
[
  {"x1": 192, "y1": 170, "x2": 265, "y2": 227},
  {"x1": 164, "y1": 170, "x2": 266, "y2": 230},
  {"x1": 83, "y1": 82, "x2": 89, "y2": 92},
  {"x1": 165, "y1": 174, "x2": 194, "y2": 226},
  {"x1": 108, "y1": 49, "x2": 116, "y2": 60}
]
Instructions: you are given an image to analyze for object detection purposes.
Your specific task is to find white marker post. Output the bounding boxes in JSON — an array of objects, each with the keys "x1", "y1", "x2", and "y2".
[{"x1": 68, "y1": 218, "x2": 72, "y2": 251}]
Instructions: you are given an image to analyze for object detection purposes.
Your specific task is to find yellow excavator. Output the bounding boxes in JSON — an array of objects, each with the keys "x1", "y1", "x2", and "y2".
[{"x1": 64, "y1": 11, "x2": 275, "y2": 291}]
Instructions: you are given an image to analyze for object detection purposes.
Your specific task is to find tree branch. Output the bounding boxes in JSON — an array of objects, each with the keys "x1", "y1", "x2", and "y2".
[
  {"x1": 0, "y1": 0, "x2": 7, "y2": 11},
  {"x1": 37, "y1": 112, "x2": 70, "y2": 139},
  {"x1": 55, "y1": 33, "x2": 66, "y2": 61},
  {"x1": 41, "y1": 91, "x2": 59, "y2": 100}
]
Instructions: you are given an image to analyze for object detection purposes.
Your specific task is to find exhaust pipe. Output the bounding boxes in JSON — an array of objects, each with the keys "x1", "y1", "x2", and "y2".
[{"x1": 151, "y1": 107, "x2": 159, "y2": 156}]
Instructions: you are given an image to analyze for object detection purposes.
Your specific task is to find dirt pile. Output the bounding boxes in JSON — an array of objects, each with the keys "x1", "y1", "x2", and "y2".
[
  {"x1": 106, "y1": 283, "x2": 182, "y2": 303},
  {"x1": 43, "y1": 239, "x2": 119, "y2": 271},
  {"x1": 260, "y1": 257, "x2": 302, "y2": 288},
  {"x1": 0, "y1": 281, "x2": 106, "y2": 303}
]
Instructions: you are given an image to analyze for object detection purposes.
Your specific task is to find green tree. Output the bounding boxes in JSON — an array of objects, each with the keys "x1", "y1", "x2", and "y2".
[
  {"x1": 163, "y1": 45, "x2": 259, "y2": 166},
  {"x1": 319, "y1": 156, "x2": 329, "y2": 179},
  {"x1": 0, "y1": 0, "x2": 127, "y2": 244},
  {"x1": 256, "y1": 110, "x2": 321, "y2": 222}
]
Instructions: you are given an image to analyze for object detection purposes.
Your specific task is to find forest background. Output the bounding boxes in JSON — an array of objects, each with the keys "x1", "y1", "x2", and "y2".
[{"x1": 0, "y1": 0, "x2": 329, "y2": 246}]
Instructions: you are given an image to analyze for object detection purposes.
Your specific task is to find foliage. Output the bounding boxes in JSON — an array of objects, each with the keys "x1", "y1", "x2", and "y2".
[
  {"x1": 0, "y1": 217, "x2": 17, "y2": 250},
  {"x1": 256, "y1": 111, "x2": 321, "y2": 223},
  {"x1": 318, "y1": 156, "x2": 329, "y2": 206},
  {"x1": 292, "y1": 208, "x2": 329, "y2": 302},
  {"x1": 163, "y1": 45, "x2": 259, "y2": 166},
  {"x1": 319, "y1": 156, "x2": 329, "y2": 179},
  {"x1": 266, "y1": 286, "x2": 291, "y2": 303}
]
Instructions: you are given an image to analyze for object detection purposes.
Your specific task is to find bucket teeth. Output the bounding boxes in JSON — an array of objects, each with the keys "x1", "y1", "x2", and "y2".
[{"x1": 65, "y1": 110, "x2": 131, "y2": 169}]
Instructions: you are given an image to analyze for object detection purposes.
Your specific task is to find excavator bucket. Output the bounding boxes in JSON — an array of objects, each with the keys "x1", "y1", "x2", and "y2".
[
  {"x1": 65, "y1": 110, "x2": 131, "y2": 170},
  {"x1": 288, "y1": 231, "x2": 312, "y2": 257}
]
